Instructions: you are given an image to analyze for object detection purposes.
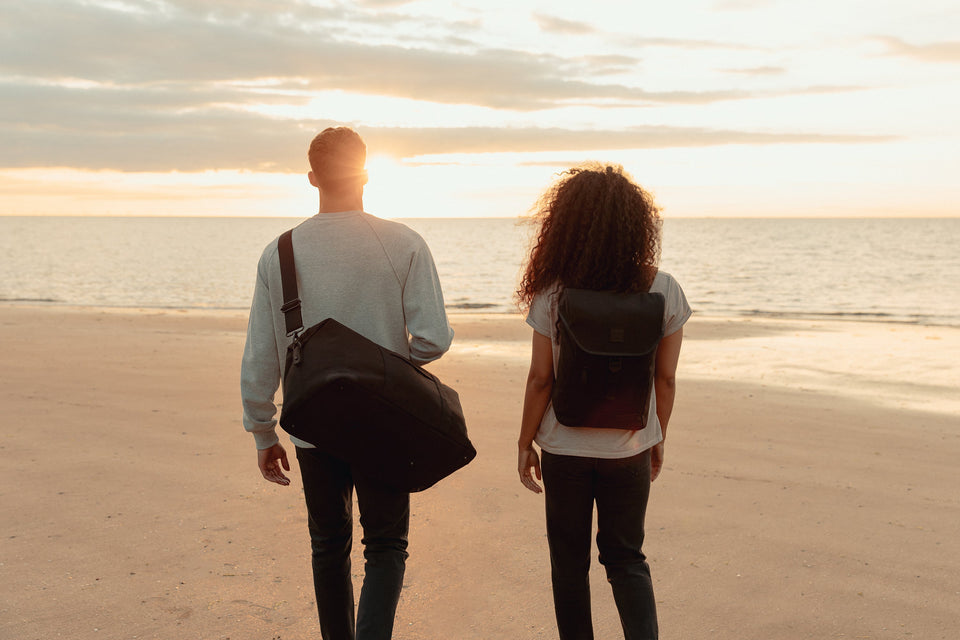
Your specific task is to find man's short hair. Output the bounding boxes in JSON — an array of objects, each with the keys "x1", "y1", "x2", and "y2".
[{"x1": 308, "y1": 127, "x2": 367, "y2": 192}]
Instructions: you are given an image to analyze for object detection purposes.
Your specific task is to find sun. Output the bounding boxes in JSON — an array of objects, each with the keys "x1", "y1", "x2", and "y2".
[{"x1": 363, "y1": 154, "x2": 424, "y2": 219}]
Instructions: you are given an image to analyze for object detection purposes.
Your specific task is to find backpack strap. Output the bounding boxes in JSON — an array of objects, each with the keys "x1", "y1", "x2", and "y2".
[{"x1": 277, "y1": 230, "x2": 303, "y2": 337}]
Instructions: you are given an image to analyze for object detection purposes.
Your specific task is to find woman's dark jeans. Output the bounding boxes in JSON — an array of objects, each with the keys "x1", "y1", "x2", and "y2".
[
  {"x1": 296, "y1": 447, "x2": 410, "y2": 640},
  {"x1": 542, "y1": 449, "x2": 658, "y2": 640}
]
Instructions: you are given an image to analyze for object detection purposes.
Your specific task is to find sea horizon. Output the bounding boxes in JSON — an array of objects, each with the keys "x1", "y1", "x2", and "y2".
[
  {"x1": 2, "y1": 213, "x2": 957, "y2": 220},
  {"x1": 3, "y1": 215, "x2": 958, "y2": 327}
]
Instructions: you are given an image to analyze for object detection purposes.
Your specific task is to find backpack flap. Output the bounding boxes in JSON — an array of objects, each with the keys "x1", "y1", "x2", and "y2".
[
  {"x1": 558, "y1": 289, "x2": 665, "y2": 356},
  {"x1": 553, "y1": 288, "x2": 665, "y2": 429}
]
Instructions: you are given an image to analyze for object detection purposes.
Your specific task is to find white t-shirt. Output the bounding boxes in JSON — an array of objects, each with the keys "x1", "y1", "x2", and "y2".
[{"x1": 526, "y1": 271, "x2": 692, "y2": 459}]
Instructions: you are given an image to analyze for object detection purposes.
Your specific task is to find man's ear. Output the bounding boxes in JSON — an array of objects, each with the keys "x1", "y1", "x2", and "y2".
[{"x1": 308, "y1": 171, "x2": 319, "y2": 188}]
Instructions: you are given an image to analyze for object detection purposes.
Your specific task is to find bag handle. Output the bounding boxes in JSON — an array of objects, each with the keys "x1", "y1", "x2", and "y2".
[{"x1": 277, "y1": 230, "x2": 303, "y2": 337}]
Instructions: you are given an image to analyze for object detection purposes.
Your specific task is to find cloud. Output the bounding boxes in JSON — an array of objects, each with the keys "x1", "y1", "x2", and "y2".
[
  {"x1": 0, "y1": 1, "x2": 793, "y2": 111},
  {"x1": 0, "y1": 1, "x2": 900, "y2": 174},
  {"x1": 720, "y1": 66, "x2": 787, "y2": 75},
  {"x1": 581, "y1": 54, "x2": 640, "y2": 76},
  {"x1": 710, "y1": 0, "x2": 775, "y2": 10},
  {"x1": 0, "y1": 80, "x2": 896, "y2": 172},
  {"x1": 369, "y1": 126, "x2": 896, "y2": 159},
  {"x1": 355, "y1": 0, "x2": 419, "y2": 7},
  {"x1": 533, "y1": 13, "x2": 595, "y2": 36},
  {"x1": 616, "y1": 35, "x2": 760, "y2": 51},
  {"x1": 873, "y1": 36, "x2": 960, "y2": 62}
]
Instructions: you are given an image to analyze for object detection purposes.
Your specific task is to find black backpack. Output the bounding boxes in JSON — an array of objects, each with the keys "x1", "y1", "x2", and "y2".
[{"x1": 552, "y1": 288, "x2": 665, "y2": 429}]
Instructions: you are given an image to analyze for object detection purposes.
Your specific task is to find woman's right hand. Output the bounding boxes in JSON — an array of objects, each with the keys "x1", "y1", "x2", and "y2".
[
  {"x1": 518, "y1": 445, "x2": 543, "y2": 494},
  {"x1": 651, "y1": 441, "x2": 664, "y2": 482}
]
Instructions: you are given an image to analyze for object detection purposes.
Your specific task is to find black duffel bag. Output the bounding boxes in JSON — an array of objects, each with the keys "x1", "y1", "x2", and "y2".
[{"x1": 275, "y1": 230, "x2": 475, "y2": 493}]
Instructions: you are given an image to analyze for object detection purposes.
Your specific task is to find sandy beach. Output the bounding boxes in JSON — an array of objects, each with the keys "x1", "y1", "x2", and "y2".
[{"x1": 1, "y1": 305, "x2": 958, "y2": 640}]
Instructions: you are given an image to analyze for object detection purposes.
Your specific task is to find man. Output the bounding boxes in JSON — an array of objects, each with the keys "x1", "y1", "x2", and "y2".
[{"x1": 240, "y1": 126, "x2": 454, "y2": 640}]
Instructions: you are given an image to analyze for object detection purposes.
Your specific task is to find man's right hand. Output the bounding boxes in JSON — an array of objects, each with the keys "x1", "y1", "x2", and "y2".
[{"x1": 258, "y1": 443, "x2": 291, "y2": 486}]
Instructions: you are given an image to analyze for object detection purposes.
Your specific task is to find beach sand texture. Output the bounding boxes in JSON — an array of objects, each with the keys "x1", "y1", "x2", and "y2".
[{"x1": 2, "y1": 306, "x2": 958, "y2": 639}]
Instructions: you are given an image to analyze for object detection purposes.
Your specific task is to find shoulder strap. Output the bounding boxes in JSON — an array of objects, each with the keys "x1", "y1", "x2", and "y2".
[{"x1": 277, "y1": 229, "x2": 303, "y2": 337}]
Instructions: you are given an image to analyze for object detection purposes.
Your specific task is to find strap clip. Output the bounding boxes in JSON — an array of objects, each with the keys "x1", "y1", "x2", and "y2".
[
  {"x1": 281, "y1": 298, "x2": 301, "y2": 314},
  {"x1": 291, "y1": 335, "x2": 303, "y2": 365}
]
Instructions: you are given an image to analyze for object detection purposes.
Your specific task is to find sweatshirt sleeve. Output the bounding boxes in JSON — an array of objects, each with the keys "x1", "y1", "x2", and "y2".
[
  {"x1": 403, "y1": 239, "x2": 454, "y2": 365},
  {"x1": 240, "y1": 257, "x2": 282, "y2": 449}
]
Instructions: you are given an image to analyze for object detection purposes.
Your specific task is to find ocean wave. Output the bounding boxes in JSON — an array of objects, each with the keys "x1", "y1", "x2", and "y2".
[
  {"x1": 0, "y1": 296, "x2": 61, "y2": 303},
  {"x1": 736, "y1": 308, "x2": 959, "y2": 327},
  {"x1": 446, "y1": 302, "x2": 503, "y2": 310}
]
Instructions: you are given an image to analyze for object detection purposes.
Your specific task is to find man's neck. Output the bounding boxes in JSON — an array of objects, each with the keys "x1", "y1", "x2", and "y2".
[{"x1": 318, "y1": 191, "x2": 363, "y2": 214}]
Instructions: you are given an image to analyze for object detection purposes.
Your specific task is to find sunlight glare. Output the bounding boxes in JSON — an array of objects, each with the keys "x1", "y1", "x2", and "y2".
[{"x1": 363, "y1": 155, "x2": 424, "y2": 218}]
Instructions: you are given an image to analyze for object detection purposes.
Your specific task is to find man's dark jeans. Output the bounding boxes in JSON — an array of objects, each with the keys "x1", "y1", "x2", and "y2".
[
  {"x1": 296, "y1": 446, "x2": 409, "y2": 640},
  {"x1": 541, "y1": 449, "x2": 658, "y2": 640}
]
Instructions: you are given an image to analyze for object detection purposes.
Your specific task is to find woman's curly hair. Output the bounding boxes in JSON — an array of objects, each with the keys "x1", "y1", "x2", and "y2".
[{"x1": 517, "y1": 163, "x2": 662, "y2": 310}]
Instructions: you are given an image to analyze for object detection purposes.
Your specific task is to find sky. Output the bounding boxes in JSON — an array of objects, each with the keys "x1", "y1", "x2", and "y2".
[{"x1": 1, "y1": 0, "x2": 958, "y2": 218}]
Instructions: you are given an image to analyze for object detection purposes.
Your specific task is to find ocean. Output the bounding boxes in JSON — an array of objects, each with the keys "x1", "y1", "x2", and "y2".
[{"x1": 1, "y1": 216, "x2": 957, "y2": 326}]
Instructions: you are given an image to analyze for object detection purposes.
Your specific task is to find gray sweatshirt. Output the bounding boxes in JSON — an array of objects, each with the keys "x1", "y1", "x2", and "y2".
[{"x1": 240, "y1": 210, "x2": 454, "y2": 450}]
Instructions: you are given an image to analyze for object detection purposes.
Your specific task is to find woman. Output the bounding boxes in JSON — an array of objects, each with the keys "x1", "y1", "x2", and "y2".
[{"x1": 517, "y1": 164, "x2": 691, "y2": 640}]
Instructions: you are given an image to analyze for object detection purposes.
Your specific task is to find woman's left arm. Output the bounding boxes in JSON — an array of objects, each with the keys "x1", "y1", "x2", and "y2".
[
  {"x1": 518, "y1": 330, "x2": 554, "y2": 494},
  {"x1": 651, "y1": 327, "x2": 683, "y2": 481}
]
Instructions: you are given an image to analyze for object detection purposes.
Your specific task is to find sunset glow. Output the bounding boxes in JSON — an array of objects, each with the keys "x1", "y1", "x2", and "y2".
[{"x1": 1, "y1": 0, "x2": 958, "y2": 217}]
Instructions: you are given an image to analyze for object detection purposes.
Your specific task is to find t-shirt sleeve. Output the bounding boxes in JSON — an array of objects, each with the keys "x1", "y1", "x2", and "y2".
[
  {"x1": 525, "y1": 291, "x2": 554, "y2": 338},
  {"x1": 662, "y1": 274, "x2": 693, "y2": 336}
]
